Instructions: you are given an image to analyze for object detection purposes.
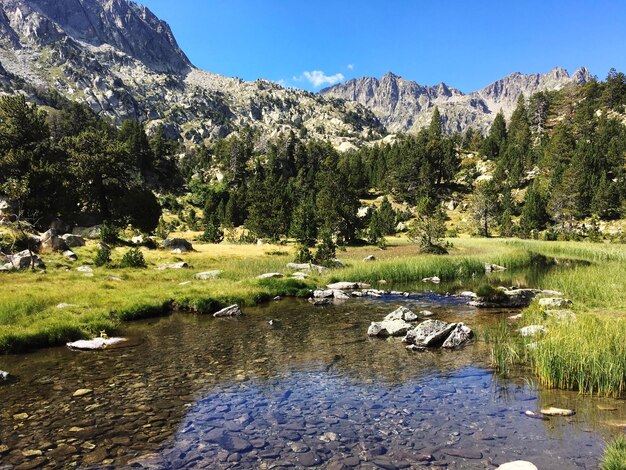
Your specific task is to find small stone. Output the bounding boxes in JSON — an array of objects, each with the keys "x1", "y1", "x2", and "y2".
[
  {"x1": 419, "y1": 310, "x2": 435, "y2": 317},
  {"x1": 363, "y1": 255, "x2": 376, "y2": 262},
  {"x1": 0, "y1": 445, "x2": 9, "y2": 455},
  {"x1": 13, "y1": 412, "x2": 29, "y2": 420},
  {"x1": 422, "y1": 276, "x2": 441, "y2": 284},
  {"x1": 519, "y1": 325, "x2": 547, "y2": 337},
  {"x1": 319, "y1": 432, "x2": 338, "y2": 442},
  {"x1": 540, "y1": 407, "x2": 575, "y2": 416},
  {"x1": 76, "y1": 266, "x2": 93, "y2": 273},
  {"x1": 496, "y1": 462, "x2": 538, "y2": 470},
  {"x1": 22, "y1": 450, "x2": 43, "y2": 457},
  {"x1": 72, "y1": 388, "x2": 93, "y2": 397},
  {"x1": 256, "y1": 272, "x2": 284, "y2": 279},
  {"x1": 194, "y1": 270, "x2": 222, "y2": 280}
]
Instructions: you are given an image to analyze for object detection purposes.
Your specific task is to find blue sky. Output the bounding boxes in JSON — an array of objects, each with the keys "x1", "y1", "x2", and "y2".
[{"x1": 140, "y1": 0, "x2": 626, "y2": 93}]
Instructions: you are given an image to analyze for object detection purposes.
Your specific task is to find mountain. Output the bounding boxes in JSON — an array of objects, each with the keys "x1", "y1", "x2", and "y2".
[
  {"x1": 320, "y1": 67, "x2": 593, "y2": 134},
  {"x1": 0, "y1": 0, "x2": 384, "y2": 146}
]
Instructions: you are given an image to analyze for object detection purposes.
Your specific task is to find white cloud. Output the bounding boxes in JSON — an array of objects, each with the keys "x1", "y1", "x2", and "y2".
[
  {"x1": 347, "y1": 64, "x2": 354, "y2": 70},
  {"x1": 294, "y1": 70, "x2": 345, "y2": 88}
]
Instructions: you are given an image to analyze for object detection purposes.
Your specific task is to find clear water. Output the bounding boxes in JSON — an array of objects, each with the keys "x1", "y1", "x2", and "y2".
[{"x1": 1, "y1": 275, "x2": 625, "y2": 469}]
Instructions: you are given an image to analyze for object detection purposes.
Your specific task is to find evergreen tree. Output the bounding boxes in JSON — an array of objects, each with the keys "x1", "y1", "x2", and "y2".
[
  {"x1": 469, "y1": 180, "x2": 500, "y2": 237},
  {"x1": 377, "y1": 196, "x2": 396, "y2": 235},
  {"x1": 200, "y1": 213, "x2": 224, "y2": 244},
  {"x1": 481, "y1": 111, "x2": 507, "y2": 160},
  {"x1": 520, "y1": 183, "x2": 549, "y2": 235},
  {"x1": 408, "y1": 197, "x2": 447, "y2": 253},
  {"x1": 290, "y1": 196, "x2": 318, "y2": 246}
]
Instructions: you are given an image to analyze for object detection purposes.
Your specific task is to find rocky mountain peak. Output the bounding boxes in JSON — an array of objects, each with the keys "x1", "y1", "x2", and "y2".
[
  {"x1": 0, "y1": 0, "x2": 191, "y2": 73},
  {"x1": 321, "y1": 67, "x2": 591, "y2": 134}
]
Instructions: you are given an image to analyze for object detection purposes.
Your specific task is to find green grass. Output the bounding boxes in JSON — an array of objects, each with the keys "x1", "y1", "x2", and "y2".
[
  {"x1": 480, "y1": 240, "x2": 626, "y2": 398},
  {"x1": 0, "y1": 237, "x2": 545, "y2": 354},
  {"x1": 602, "y1": 436, "x2": 626, "y2": 470}
]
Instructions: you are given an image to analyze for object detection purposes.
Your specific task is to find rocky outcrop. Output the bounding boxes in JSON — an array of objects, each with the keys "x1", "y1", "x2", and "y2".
[
  {"x1": 321, "y1": 68, "x2": 591, "y2": 134},
  {"x1": 287, "y1": 263, "x2": 329, "y2": 274},
  {"x1": 194, "y1": 270, "x2": 222, "y2": 280}
]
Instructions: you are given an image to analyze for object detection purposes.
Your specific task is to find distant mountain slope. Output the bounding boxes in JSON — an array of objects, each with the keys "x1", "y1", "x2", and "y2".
[
  {"x1": 0, "y1": 0, "x2": 384, "y2": 146},
  {"x1": 320, "y1": 67, "x2": 592, "y2": 134}
]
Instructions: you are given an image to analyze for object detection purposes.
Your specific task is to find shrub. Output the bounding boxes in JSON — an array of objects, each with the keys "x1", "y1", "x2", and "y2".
[
  {"x1": 476, "y1": 284, "x2": 507, "y2": 302},
  {"x1": 294, "y1": 245, "x2": 313, "y2": 263},
  {"x1": 99, "y1": 221, "x2": 119, "y2": 246},
  {"x1": 119, "y1": 248, "x2": 147, "y2": 268},
  {"x1": 94, "y1": 244, "x2": 111, "y2": 267}
]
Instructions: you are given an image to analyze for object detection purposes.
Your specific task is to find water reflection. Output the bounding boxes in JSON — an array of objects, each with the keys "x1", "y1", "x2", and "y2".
[{"x1": 0, "y1": 290, "x2": 623, "y2": 469}]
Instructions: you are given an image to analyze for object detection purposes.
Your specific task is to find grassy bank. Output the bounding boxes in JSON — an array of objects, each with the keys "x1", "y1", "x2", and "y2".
[
  {"x1": 485, "y1": 240, "x2": 626, "y2": 398},
  {"x1": 0, "y1": 237, "x2": 542, "y2": 354},
  {"x1": 602, "y1": 436, "x2": 626, "y2": 470}
]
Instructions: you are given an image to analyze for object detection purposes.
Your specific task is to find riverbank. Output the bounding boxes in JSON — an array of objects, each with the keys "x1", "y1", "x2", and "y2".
[{"x1": 0, "y1": 237, "x2": 543, "y2": 354}]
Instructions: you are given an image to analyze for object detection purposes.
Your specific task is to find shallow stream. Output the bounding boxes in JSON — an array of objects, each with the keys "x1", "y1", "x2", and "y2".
[{"x1": 1, "y1": 264, "x2": 625, "y2": 469}]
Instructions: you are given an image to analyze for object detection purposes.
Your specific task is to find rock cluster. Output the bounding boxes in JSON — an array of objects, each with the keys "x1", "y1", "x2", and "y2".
[
  {"x1": 469, "y1": 288, "x2": 564, "y2": 308},
  {"x1": 368, "y1": 308, "x2": 473, "y2": 350}
]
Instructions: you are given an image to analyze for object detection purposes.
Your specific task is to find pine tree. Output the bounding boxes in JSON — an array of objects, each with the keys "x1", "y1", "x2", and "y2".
[
  {"x1": 520, "y1": 183, "x2": 549, "y2": 236},
  {"x1": 378, "y1": 196, "x2": 396, "y2": 235},
  {"x1": 290, "y1": 196, "x2": 318, "y2": 246},
  {"x1": 481, "y1": 111, "x2": 507, "y2": 160}
]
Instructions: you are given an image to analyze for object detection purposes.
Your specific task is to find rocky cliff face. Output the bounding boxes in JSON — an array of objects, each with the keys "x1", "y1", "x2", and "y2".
[
  {"x1": 0, "y1": 0, "x2": 384, "y2": 146},
  {"x1": 321, "y1": 67, "x2": 592, "y2": 134}
]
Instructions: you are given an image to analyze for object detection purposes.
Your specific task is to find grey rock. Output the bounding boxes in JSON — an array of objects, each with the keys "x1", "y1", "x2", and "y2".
[
  {"x1": 519, "y1": 325, "x2": 548, "y2": 337},
  {"x1": 538, "y1": 297, "x2": 573, "y2": 308},
  {"x1": 162, "y1": 238, "x2": 193, "y2": 252},
  {"x1": 441, "y1": 323, "x2": 473, "y2": 348},
  {"x1": 363, "y1": 255, "x2": 376, "y2": 262},
  {"x1": 327, "y1": 281, "x2": 370, "y2": 290},
  {"x1": 194, "y1": 270, "x2": 222, "y2": 280},
  {"x1": 384, "y1": 306, "x2": 418, "y2": 322},
  {"x1": 157, "y1": 262, "x2": 189, "y2": 270},
  {"x1": 368, "y1": 319, "x2": 412, "y2": 338},
  {"x1": 309, "y1": 298, "x2": 333, "y2": 306},
  {"x1": 40, "y1": 229, "x2": 69, "y2": 252},
  {"x1": 287, "y1": 262, "x2": 329, "y2": 273},
  {"x1": 256, "y1": 272, "x2": 283, "y2": 279},
  {"x1": 422, "y1": 276, "x2": 441, "y2": 284},
  {"x1": 545, "y1": 309, "x2": 577, "y2": 321},
  {"x1": 3, "y1": 250, "x2": 45, "y2": 270},
  {"x1": 0, "y1": 370, "x2": 9, "y2": 381},
  {"x1": 61, "y1": 234, "x2": 85, "y2": 247},
  {"x1": 485, "y1": 263, "x2": 507, "y2": 272},
  {"x1": 213, "y1": 304, "x2": 242, "y2": 318},
  {"x1": 76, "y1": 266, "x2": 93, "y2": 273},
  {"x1": 72, "y1": 226, "x2": 101, "y2": 239},
  {"x1": 403, "y1": 319, "x2": 457, "y2": 347},
  {"x1": 63, "y1": 250, "x2": 77, "y2": 261}
]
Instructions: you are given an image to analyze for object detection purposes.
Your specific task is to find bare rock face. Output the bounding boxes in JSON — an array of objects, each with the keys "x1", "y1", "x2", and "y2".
[
  {"x1": 0, "y1": 0, "x2": 384, "y2": 147},
  {"x1": 321, "y1": 67, "x2": 592, "y2": 134}
]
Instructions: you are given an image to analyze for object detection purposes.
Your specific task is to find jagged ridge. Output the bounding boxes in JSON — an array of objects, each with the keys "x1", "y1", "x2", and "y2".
[{"x1": 321, "y1": 67, "x2": 593, "y2": 134}]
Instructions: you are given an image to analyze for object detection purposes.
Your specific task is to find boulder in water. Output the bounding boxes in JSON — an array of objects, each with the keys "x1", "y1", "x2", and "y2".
[
  {"x1": 368, "y1": 319, "x2": 412, "y2": 338},
  {"x1": 404, "y1": 319, "x2": 457, "y2": 347},
  {"x1": 213, "y1": 305, "x2": 242, "y2": 317},
  {"x1": 67, "y1": 337, "x2": 127, "y2": 350},
  {"x1": 384, "y1": 306, "x2": 419, "y2": 322},
  {"x1": 441, "y1": 323, "x2": 473, "y2": 348},
  {"x1": 496, "y1": 462, "x2": 538, "y2": 470}
]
